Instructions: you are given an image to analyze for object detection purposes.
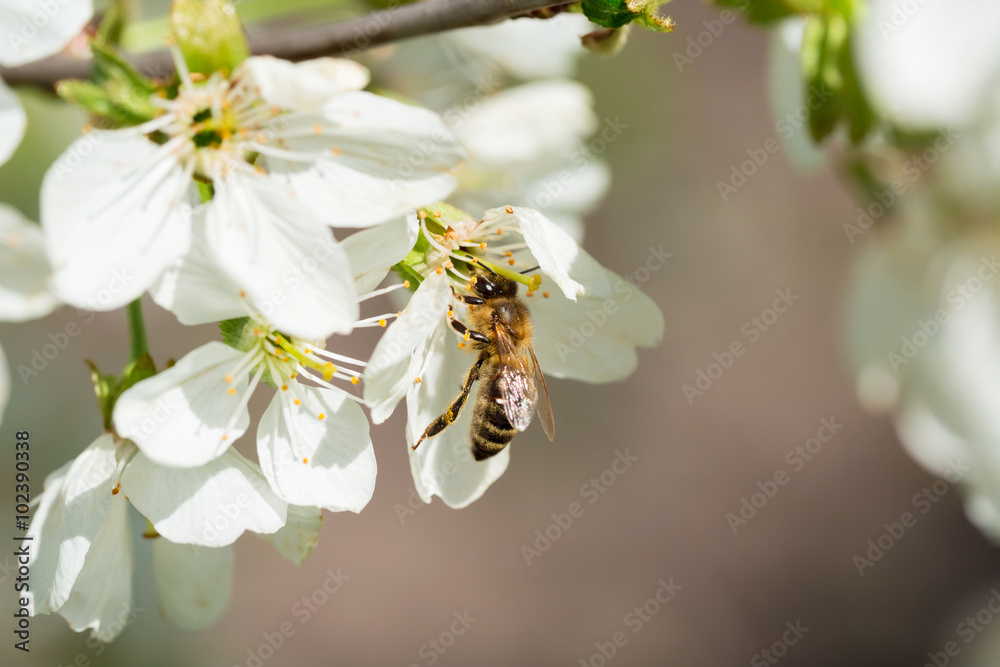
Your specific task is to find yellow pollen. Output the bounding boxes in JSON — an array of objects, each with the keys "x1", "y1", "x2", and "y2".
[
  {"x1": 505, "y1": 206, "x2": 513, "y2": 214},
  {"x1": 313, "y1": 124, "x2": 323, "y2": 135},
  {"x1": 281, "y1": 384, "x2": 288, "y2": 391},
  {"x1": 228, "y1": 387, "x2": 236, "y2": 395},
  {"x1": 418, "y1": 210, "x2": 427, "y2": 219},
  {"x1": 294, "y1": 398, "x2": 301, "y2": 405},
  {"x1": 330, "y1": 147, "x2": 342, "y2": 156},
  {"x1": 497, "y1": 228, "x2": 503, "y2": 236},
  {"x1": 435, "y1": 267, "x2": 443, "y2": 275},
  {"x1": 270, "y1": 106, "x2": 281, "y2": 115},
  {"x1": 302, "y1": 458, "x2": 309, "y2": 464},
  {"x1": 414, "y1": 377, "x2": 422, "y2": 383},
  {"x1": 458, "y1": 342, "x2": 466, "y2": 349},
  {"x1": 82, "y1": 124, "x2": 93, "y2": 134},
  {"x1": 378, "y1": 319, "x2": 387, "y2": 327},
  {"x1": 221, "y1": 435, "x2": 228, "y2": 441},
  {"x1": 543, "y1": 291, "x2": 550, "y2": 298},
  {"x1": 505, "y1": 251, "x2": 513, "y2": 257},
  {"x1": 304, "y1": 348, "x2": 312, "y2": 354},
  {"x1": 111, "y1": 484, "x2": 120, "y2": 496},
  {"x1": 444, "y1": 261, "x2": 454, "y2": 269},
  {"x1": 351, "y1": 376, "x2": 360, "y2": 385},
  {"x1": 255, "y1": 133, "x2": 267, "y2": 143},
  {"x1": 480, "y1": 242, "x2": 487, "y2": 250},
  {"x1": 404, "y1": 280, "x2": 411, "y2": 288},
  {"x1": 224, "y1": 374, "x2": 234, "y2": 383},
  {"x1": 290, "y1": 373, "x2": 297, "y2": 379},
  {"x1": 190, "y1": 72, "x2": 206, "y2": 82},
  {"x1": 507, "y1": 259, "x2": 516, "y2": 266},
  {"x1": 239, "y1": 290, "x2": 246, "y2": 298},
  {"x1": 318, "y1": 413, "x2": 326, "y2": 420},
  {"x1": 466, "y1": 283, "x2": 472, "y2": 291},
  {"x1": 526, "y1": 291, "x2": 534, "y2": 297},
  {"x1": 434, "y1": 210, "x2": 442, "y2": 217},
  {"x1": 463, "y1": 332, "x2": 470, "y2": 341}
]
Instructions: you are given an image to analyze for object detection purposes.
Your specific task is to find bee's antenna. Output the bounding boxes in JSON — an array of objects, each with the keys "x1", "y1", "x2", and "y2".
[
  {"x1": 520, "y1": 266, "x2": 540, "y2": 274},
  {"x1": 477, "y1": 262, "x2": 499, "y2": 276}
]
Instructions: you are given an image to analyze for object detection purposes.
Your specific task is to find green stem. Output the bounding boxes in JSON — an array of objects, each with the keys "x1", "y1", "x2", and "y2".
[{"x1": 127, "y1": 298, "x2": 149, "y2": 362}]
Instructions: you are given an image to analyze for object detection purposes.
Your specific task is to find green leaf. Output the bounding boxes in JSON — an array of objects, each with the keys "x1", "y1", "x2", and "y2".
[
  {"x1": 86, "y1": 360, "x2": 116, "y2": 432},
  {"x1": 56, "y1": 41, "x2": 159, "y2": 127},
  {"x1": 582, "y1": 0, "x2": 643, "y2": 29},
  {"x1": 169, "y1": 0, "x2": 250, "y2": 76}
]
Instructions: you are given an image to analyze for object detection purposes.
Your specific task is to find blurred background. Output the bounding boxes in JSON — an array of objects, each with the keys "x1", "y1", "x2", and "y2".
[{"x1": 3, "y1": 1, "x2": 1000, "y2": 666}]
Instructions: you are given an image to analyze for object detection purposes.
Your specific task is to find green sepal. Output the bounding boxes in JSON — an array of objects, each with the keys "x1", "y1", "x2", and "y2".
[
  {"x1": 56, "y1": 41, "x2": 159, "y2": 127},
  {"x1": 169, "y1": 0, "x2": 250, "y2": 76},
  {"x1": 219, "y1": 317, "x2": 253, "y2": 351},
  {"x1": 87, "y1": 354, "x2": 157, "y2": 432}
]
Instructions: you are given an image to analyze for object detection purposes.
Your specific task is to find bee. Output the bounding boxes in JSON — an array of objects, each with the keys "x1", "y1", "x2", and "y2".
[{"x1": 412, "y1": 269, "x2": 555, "y2": 460}]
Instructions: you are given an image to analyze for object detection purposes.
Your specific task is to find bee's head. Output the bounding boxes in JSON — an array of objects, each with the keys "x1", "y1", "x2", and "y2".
[{"x1": 471, "y1": 270, "x2": 518, "y2": 300}]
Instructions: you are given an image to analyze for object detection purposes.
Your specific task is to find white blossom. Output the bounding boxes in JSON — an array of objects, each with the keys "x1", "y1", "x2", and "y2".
[
  {"x1": 449, "y1": 80, "x2": 610, "y2": 242},
  {"x1": 365, "y1": 206, "x2": 663, "y2": 507},
  {"x1": 41, "y1": 53, "x2": 464, "y2": 316}
]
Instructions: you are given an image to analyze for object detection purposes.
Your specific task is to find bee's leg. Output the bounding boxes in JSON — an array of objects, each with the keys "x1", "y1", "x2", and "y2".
[
  {"x1": 412, "y1": 356, "x2": 484, "y2": 451},
  {"x1": 447, "y1": 307, "x2": 491, "y2": 344}
]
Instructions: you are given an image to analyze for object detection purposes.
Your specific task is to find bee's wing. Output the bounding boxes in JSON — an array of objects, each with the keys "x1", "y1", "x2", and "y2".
[
  {"x1": 495, "y1": 324, "x2": 537, "y2": 432},
  {"x1": 528, "y1": 345, "x2": 555, "y2": 441}
]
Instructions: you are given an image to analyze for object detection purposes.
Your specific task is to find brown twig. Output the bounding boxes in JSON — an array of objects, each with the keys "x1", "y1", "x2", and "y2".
[{"x1": 0, "y1": 0, "x2": 568, "y2": 89}]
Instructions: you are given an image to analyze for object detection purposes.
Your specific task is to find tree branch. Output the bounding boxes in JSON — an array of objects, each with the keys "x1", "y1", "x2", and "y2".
[{"x1": 0, "y1": 0, "x2": 568, "y2": 88}]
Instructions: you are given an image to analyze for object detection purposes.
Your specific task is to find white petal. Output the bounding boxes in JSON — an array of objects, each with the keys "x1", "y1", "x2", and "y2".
[
  {"x1": 0, "y1": 0, "x2": 93, "y2": 66},
  {"x1": 28, "y1": 434, "x2": 116, "y2": 614},
  {"x1": 446, "y1": 14, "x2": 594, "y2": 79},
  {"x1": 406, "y1": 320, "x2": 509, "y2": 508},
  {"x1": 258, "y1": 386, "x2": 376, "y2": 512},
  {"x1": 55, "y1": 494, "x2": 133, "y2": 643},
  {"x1": 0, "y1": 203, "x2": 59, "y2": 321},
  {"x1": 454, "y1": 80, "x2": 597, "y2": 164},
  {"x1": 257, "y1": 504, "x2": 323, "y2": 565},
  {"x1": 364, "y1": 272, "x2": 451, "y2": 423},
  {"x1": 113, "y1": 342, "x2": 253, "y2": 468},
  {"x1": 150, "y1": 220, "x2": 248, "y2": 326},
  {"x1": 262, "y1": 91, "x2": 464, "y2": 227},
  {"x1": 238, "y1": 56, "x2": 370, "y2": 112},
  {"x1": 122, "y1": 449, "x2": 287, "y2": 547},
  {"x1": 493, "y1": 206, "x2": 610, "y2": 299},
  {"x1": 41, "y1": 132, "x2": 194, "y2": 310},
  {"x1": 0, "y1": 77, "x2": 25, "y2": 165},
  {"x1": 530, "y1": 268, "x2": 664, "y2": 383},
  {"x1": 207, "y1": 172, "x2": 359, "y2": 338},
  {"x1": 766, "y1": 19, "x2": 828, "y2": 169},
  {"x1": 153, "y1": 540, "x2": 232, "y2": 631},
  {"x1": 855, "y1": 0, "x2": 1000, "y2": 129},
  {"x1": 341, "y1": 213, "x2": 419, "y2": 295}
]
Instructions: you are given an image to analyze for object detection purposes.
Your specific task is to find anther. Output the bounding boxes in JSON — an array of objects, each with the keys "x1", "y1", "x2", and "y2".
[
  {"x1": 543, "y1": 291, "x2": 550, "y2": 298},
  {"x1": 228, "y1": 387, "x2": 236, "y2": 395},
  {"x1": 318, "y1": 413, "x2": 326, "y2": 420},
  {"x1": 351, "y1": 376, "x2": 360, "y2": 385},
  {"x1": 378, "y1": 319, "x2": 387, "y2": 327},
  {"x1": 505, "y1": 206, "x2": 513, "y2": 214}
]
